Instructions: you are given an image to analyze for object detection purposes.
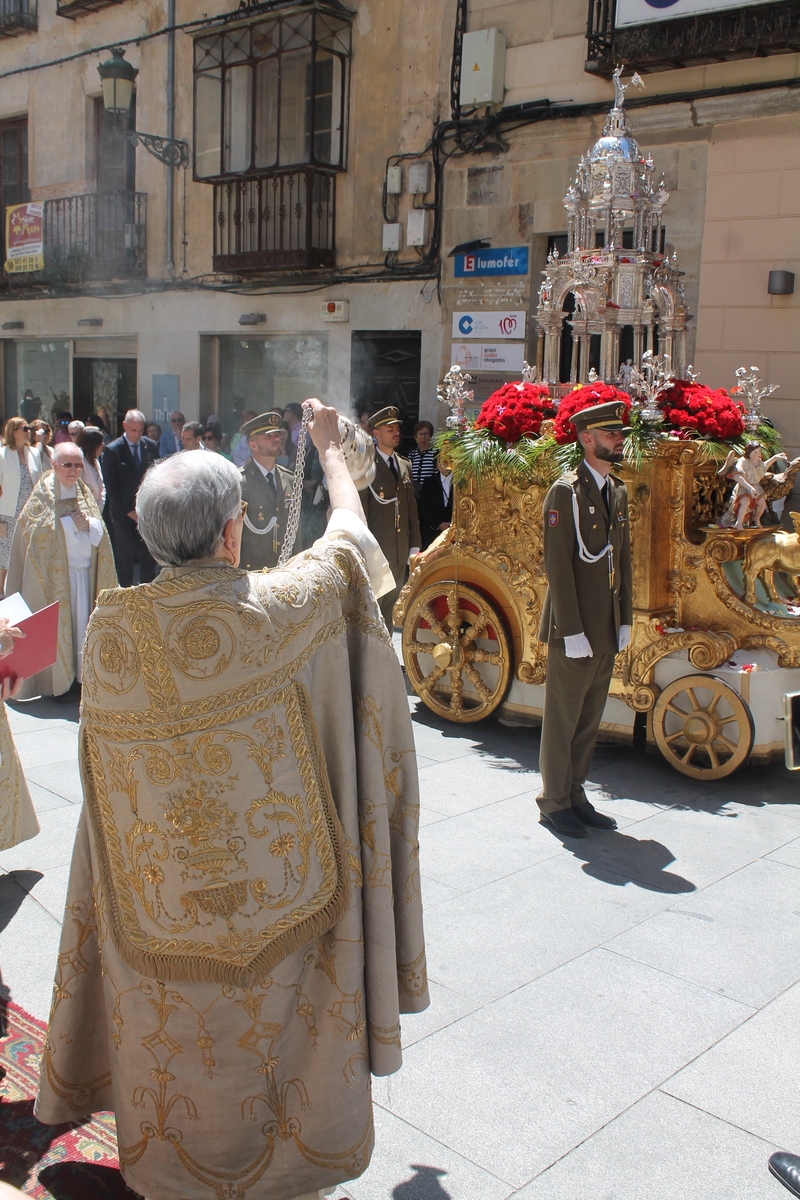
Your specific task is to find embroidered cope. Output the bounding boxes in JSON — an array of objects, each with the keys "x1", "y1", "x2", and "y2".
[{"x1": 35, "y1": 514, "x2": 428, "y2": 1200}]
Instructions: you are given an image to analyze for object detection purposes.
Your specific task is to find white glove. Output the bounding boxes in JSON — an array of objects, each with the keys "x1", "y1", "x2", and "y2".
[
  {"x1": 618, "y1": 624, "x2": 632, "y2": 652},
  {"x1": 564, "y1": 633, "x2": 593, "y2": 659}
]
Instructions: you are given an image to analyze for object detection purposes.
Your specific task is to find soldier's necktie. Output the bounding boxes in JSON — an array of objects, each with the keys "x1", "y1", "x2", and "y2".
[
  {"x1": 388, "y1": 456, "x2": 398, "y2": 482},
  {"x1": 267, "y1": 470, "x2": 277, "y2": 499}
]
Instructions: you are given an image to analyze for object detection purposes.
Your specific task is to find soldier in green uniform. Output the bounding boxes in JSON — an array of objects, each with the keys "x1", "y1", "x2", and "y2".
[
  {"x1": 537, "y1": 400, "x2": 633, "y2": 838},
  {"x1": 238, "y1": 411, "x2": 295, "y2": 571},
  {"x1": 359, "y1": 406, "x2": 421, "y2": 628}
]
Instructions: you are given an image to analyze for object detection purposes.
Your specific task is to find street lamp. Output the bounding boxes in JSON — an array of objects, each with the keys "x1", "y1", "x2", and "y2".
[{"x1": 97, "y1": 48, "x2": 189, "y2": 169}]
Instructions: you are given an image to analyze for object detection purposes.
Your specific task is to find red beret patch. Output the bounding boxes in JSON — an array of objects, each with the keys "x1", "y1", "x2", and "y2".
[{"x1": 548, "y1": 510, "x2": 559, "y2": 527}]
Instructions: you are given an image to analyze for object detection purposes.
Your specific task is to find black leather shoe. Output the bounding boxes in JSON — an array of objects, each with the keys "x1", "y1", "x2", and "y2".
[
  {"x1": 769, "y1": 1152, "x2": 800, "y2": 1198},
  {"x1": 572, "y1": 800, "x2": 617, "y2": 830},
  {"x1": 539, "y1": 809, "x2": 588, "y2": 838}
]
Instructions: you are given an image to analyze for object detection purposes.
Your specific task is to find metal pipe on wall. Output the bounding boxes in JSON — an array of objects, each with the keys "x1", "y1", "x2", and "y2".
[{"x1": 165, "y1": 0, "x2": 175, "y2": 270}]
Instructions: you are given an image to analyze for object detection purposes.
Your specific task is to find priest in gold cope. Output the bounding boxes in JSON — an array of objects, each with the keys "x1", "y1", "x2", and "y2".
[
  {"x1": 238, "y1": 410, "x2": 295, "y2": 571},
  {"x1": 536, "y1": 400, "x2": 633, "y2": 839}
]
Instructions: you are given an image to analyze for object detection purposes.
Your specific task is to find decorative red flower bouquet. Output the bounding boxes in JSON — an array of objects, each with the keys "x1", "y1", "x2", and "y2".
[
  {"x1": 553, "y1": 383, "x2": 632, "y2": 444},
  {"x1": 658, "y1": 381, "x2": 745, "y2": 439},
  {"x1": 475, "y1": 382, "x2": 555, "y2": 444}
]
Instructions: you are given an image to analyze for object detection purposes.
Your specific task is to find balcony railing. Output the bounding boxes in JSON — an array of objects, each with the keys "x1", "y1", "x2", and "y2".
[
  {"x1": 44, "y1": 191, "x2": 147, "y2": 281},
  {"x1": 57, "y1": 0, "x2": 123, "y2": 17},
  {"x1": 213, "y1": 168, "x2": 335, "y2": 273},
  {"x1": 0, "y1": 0, "x2": 36, "y2": 35},
  {"x1": 586, "y1": 0, "x2": 800, "y2": 76}
]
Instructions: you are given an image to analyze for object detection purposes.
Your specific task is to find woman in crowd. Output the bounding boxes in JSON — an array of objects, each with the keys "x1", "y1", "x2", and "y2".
[
  {"x1": 77, "y1": 426, "x2": 107, "y2": 510},
  {"x1": 202, "y1": 426, "x2": 232, "y2": 459},
  {"x1": 52, "y1": 411, "x2": 73, "y2": 445},
  {"x1": 0, "y1": 417, "x2": 43, "y2": 595},
  {"x1": 30, "y1": 419, "x2": 54, "y2": 472},
  {"x1": 146, "y1": 421, "x2": 162, "y2": 445},
  {"x1": 409, "y1": 419, "x2": 437, "y2": 494}
]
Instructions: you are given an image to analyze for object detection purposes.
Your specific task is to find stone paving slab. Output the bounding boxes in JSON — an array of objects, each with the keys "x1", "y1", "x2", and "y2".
[
  {"x1": 0, "y1": 802, "x2": 81, "y2": 875},
  {"x1": 341, "y1": 1105, "x2": 515, "y2": 1200},
  {"x1": 606, "y1": 858, "x2": 800, "y2": 1007},
  {"x1": 0, "y1": 874, "x2": 61, "y2": 1020},
  {"x1": 510, "y1": 1089, "x2": 780, "y2": 1199},
  {"x1": 664, "y1": 981, "x2": 800, "y2": 1150},
  {"x1": 422, "y1": 851, "x2": 685, "y2": 1004},
  {"x1": 372, "y1": 948, "x2": 753, "y2": 1187}
]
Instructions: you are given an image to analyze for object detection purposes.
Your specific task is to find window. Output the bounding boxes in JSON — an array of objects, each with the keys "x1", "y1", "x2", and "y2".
[
  {"x1": 193, "y1": 4, "x2": 350, "y2": 180},
  {"x1": 0, "y1": 117, "x2": 28, "y2": 264},
  {"x1": 94, "y1": 96, "x2": 136, "y2": 194}
]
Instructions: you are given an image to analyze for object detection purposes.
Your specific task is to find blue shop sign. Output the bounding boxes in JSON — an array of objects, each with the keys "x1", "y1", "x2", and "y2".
[{"x1": 454, "y1": 246, "x2": 529, "y2": 277}]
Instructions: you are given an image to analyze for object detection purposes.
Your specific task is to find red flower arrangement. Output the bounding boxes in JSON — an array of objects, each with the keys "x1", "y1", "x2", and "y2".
[
  {"x1": 553, "y1": 383, "x2": 631, "y2": 444},
  {"x1": 475, "y1": 382, "x2": 555, "y2": 444},
  {"x1": 658, "y1": 381, "x2": 745, "y2": 440}
]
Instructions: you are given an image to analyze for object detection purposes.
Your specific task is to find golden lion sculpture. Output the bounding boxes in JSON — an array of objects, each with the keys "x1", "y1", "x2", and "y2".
[{"x1": 743, "y1": 513, "x2": 800, "y2": 605}]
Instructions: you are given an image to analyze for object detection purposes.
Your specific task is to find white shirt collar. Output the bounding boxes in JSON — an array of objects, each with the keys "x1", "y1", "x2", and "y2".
[
  {"x1": 124, "y1": 436, "x2": 141, "y2": 452},
  {"x1": 584, "y1": 460, "x2": 609, "y2": 494},
  {"x1": 377, "y1": 449, "x2": 396, "y2": 468},
  {"x1": 253, "y1": 459, "x2": 275, "y2": 479},
  {"x1": 60, "y1": 483, "x2": 77, "y2": 498},
  {"x1": 440, "y1": 473, "x2": 452, "y2": 499}
]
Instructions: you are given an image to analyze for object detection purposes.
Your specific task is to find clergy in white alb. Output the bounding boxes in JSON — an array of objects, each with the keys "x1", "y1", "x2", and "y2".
[{"x1": 7, "y1": 442, "x2": 117, "y2": 699}]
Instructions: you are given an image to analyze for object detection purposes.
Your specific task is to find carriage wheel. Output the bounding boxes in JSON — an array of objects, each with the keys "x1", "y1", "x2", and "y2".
[
  {"x1": 402, "y1": 583, "x2": 511, "y2": 723},
  {"x1": 652, "y1": 674, "x2": 754, "y2": 780}
]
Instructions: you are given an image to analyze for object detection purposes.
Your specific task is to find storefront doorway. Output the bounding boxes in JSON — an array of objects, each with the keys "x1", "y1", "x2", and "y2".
[
  {"x1": 350, "y1": 331, "x2": 421, "y2": 451},
  {"x1": 72, "y1": 358, "x2": 137, "y2": 433}
]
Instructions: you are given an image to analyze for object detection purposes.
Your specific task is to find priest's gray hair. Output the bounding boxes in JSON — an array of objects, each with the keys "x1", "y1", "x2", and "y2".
[{"x1": 137, "y1": 451, "x2": 242, "y2": 566}]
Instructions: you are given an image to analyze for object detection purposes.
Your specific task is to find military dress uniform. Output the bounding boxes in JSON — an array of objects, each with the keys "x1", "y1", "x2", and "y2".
[
  {"x1": 359, "y1": 407, "x2": 421, "y2": 628},
  {"x1": 238, "y1": 411, "x2": 296, "y2": 572},
  {"x1": 537, "y1": 402, "x2": 633, "y2": 824}
]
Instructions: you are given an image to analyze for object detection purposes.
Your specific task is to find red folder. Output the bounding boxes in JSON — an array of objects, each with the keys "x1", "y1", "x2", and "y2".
[{"x1": 0, "y1": 601, "x2": 59, "y2": 682}]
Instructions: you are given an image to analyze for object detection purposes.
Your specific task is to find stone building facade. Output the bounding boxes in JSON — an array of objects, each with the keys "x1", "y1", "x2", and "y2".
[{"x1": 0, "y1": 0, "x2": 796, "y2": 452}]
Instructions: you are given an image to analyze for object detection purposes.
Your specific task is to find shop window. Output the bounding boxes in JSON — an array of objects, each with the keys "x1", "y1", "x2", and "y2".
[
  {"x1": 193, "y1": 4, "x2": 350, "y2": 180},
  {"x1": 199, "y1": 334, "x2": 328, "y2": 435}
]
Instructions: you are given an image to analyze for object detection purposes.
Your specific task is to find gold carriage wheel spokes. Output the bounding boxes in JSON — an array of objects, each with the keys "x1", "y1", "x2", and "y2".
[
  {"x1": 653, "y1": 673, "x2": 755, "y2": 781},
  {"x1": 401, "y1": 583, "x2": 512, "y2": 724}
]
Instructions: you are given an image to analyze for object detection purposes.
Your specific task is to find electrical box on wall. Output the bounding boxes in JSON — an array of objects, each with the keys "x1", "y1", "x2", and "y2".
[
  {"x1": 408, "y1": 161, "x2": 431, "y2": 195},
  {"x1": 321, "y1": 300, "x2": 349, "y2": 322},
  {"x1": 386, "y1": 166, "x2": 402, "y2": 194},
  {"x1": 382, "y1": 223, "x2": 402, "y2": 251},
  {"x1": 406, "y1": 209, "x2": 429, "y2": 246},
  {"x1": 459, "y1": 29, "x2": 507, "y2": 107}
]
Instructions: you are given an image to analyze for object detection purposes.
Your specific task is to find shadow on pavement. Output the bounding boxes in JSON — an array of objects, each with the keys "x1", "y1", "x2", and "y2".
[
  {"x1": 572, "y1": 831, "x2": 696, "y2": 893},
  {"x1": 6, "y1": 696, "x2": 80, "y2": 725},
  {"x1": 392, "y1": 1163, "x2": 452, "y2": 1200},
  {"x1": 38, "y1": 1163, "x2": 143, "y2": 1199},
  {"x1": 0, "y1": 872, "x2": 42, "y2": 934}
]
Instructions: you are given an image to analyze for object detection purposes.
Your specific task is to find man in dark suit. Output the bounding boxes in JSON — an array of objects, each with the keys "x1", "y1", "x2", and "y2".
[
  {"x1": 418, "y1": 457, "x2": 453, "y2": 549},
  {"x1": 159, "y1": 412, "x2": 185, "y2": 458},
  {"x1": 358, "y1": 406, "x2": 420, "y2": 628},
  {"x1": 103, "y1": 409, "x2": 160, "y2": 586},
  {"x1": 238, "y1": 411, "x2": 295, "y2": 571},
  {"x1": 537, "y1": 400, "x2": 633, "y2": 839}
]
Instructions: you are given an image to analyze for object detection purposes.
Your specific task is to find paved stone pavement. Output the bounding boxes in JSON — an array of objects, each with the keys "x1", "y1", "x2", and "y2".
[{"x1": 1, "y1": 683, "x2": 799, "y2": 1200}]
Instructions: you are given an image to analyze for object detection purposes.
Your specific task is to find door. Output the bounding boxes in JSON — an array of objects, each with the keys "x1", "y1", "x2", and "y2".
[
  {"x1": 72, "y1": 358, "x2": 137, "y2": 433},
  {"x1": 350, "y1": 331, "x2": 422, "y2": 452}
]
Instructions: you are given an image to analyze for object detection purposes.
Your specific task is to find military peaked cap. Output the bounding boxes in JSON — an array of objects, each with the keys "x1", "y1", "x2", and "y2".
[
  {"x1": 570, "y1": 401, "x2": 632, "y2": 435},
  {"x1": 369, "y1": 406, "x2": 402, "y2": 430},
  {"x1": 240, "y1": 410, "x2": 285, "y2": 437}
]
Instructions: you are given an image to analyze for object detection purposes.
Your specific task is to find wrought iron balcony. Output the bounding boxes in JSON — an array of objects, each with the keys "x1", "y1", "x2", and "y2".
[
  {"x1": 586, "y1": 0, "x2": 800, "y2": 77},
  {"x1": 213, "y1": 168, "x2": 335, "y2": 273},
  {"x1": 57, "y1": 0, "x2": 123, "y2": 18},
  {"x1": 0, "y1": 0, "x2": 36, "y2": 35},
  {"x1": 44, "y1": 190, "x2": 147, "y2": 281}
]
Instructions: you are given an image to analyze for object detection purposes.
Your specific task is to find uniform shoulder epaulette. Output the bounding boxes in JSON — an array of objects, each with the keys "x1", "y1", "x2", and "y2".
[
  {"x1": 557, "y1": 470, "x2": 579, "y2": 485},
  {"x1": 396, "y1": 451, "x2": 411, "y2": 464},
  {"x1": 276, "y1": 462, "x2": 294, "y2": 478}
]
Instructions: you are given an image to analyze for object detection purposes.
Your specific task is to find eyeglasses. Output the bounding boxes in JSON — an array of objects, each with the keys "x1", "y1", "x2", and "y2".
[{"x1": 21, "y1": 425, "x2": 30, "y2": 432}]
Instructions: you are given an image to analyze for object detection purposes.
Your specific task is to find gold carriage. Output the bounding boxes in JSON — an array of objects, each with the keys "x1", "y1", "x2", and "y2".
[{"x1": 395, "y1": 440, "x2": 800, "y2": 781}]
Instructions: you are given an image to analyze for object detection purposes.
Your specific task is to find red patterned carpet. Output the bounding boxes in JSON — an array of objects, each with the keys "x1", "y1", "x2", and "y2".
[{"x1": 0, "y1": 1000, "x2": 141, "y2": 1199}]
